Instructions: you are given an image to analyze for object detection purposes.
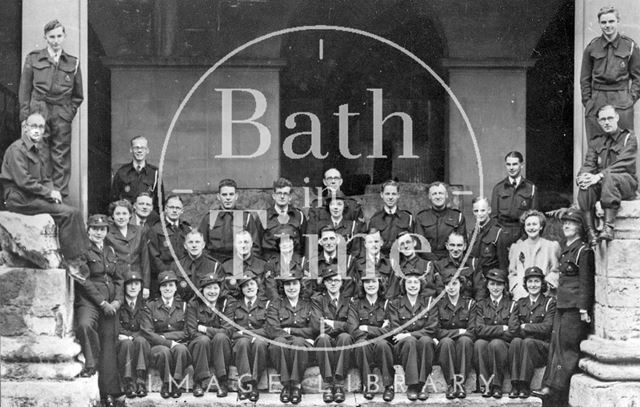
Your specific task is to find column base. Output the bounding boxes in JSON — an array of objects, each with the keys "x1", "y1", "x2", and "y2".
[{"x1": 569, "y1": 374, "x2": 640, "y2": 407}]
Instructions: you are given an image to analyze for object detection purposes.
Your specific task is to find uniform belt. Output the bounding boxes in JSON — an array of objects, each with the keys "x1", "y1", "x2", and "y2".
[
  {"x1": 32, "y1": 92, "x2": 72, "y2": 105},
  {"x1": 592, "y1": 83, "x2": 629, "y2": 91}
]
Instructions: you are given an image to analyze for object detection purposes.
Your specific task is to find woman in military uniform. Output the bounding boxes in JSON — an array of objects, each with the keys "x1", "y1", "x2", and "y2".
[
  {"x1": 508, "y1": 266, "x2": 555, "y2": 399},
  {"x1": 74, "y1": 214, "x2": 122, "y2": 407},
  {"x1": 117, "y1": 270, "x2": 150, "y2": 399},
  {"x1": 311, "y1": 264, "x2": 353, "y2": 404},
  {"x1": 266, "y1": 266, "x2": 317, "y2": 404},
  {"x1": 435, "y1": 274, "x2": 476, "y2": 399},
  {"x1": 185, "y1": 273, "x2": 231, "y2": 398},
  {"x1": 534, "y1": 210, "x2": 594, "y2": 401},
  {"x1": 474, "y1": 268, "x2": 516, "y2": 398},
  {"x1": 140, "y1": 271, "x2": 191, "y2": 399},
  {"x1": 388, "y1": 270, "x2": 438, "y2": 401},
  {"x1": 224, "y1": 271, "x2": 270, "y2": 402},
  {"x1": 347, "y1": 271, "x2": 395, "y2": 402}
]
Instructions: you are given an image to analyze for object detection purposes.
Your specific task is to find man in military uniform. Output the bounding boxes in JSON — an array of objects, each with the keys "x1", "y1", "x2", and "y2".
[
  {"x1": 491, "y1": 151, "x2": 539, "y2": 246},
  {"x1": 261, "y1": 177, "x2": 306, "y2": 260},
  {"x1": 198, "y1": 179, "x2": 262, "y2": 262},
  {"x1": 352, "y1": 230, "x2": 393, "y2": 298},
  {"x1": 435, "y1": 232, "x2": 487, "y2": 301},
  {"x1": 19, "y1": 20, "x2": 83, "y2": 199},
  {"x1": 310, "y1": 225, "x2": 357, "y2": 299},
  {"x1": 316, "y1": 191, "x2": 364, "y2": 257},
  {"x1": 468, "y1": 196, "x2": 508, "y2": 275},
  {"x1": 415, "y1": 182, "x2": 466, "y2": 259},
  {"x1": 264, "y1": 235, "x2": 307, "y2": 300},
  {"x1": 111, "y1": 135, "x2": 164, "y2": 210},
  {"x1": 577, "y1": 104, "x2": 637, "y2": 246},
  {"x1": 390, "y1": 231, "x2": 442, "y2": 300},
  {"x1": 581, "y1": 6, "x2": 640, "y2": 139},
  {"x1": 368, "y1": 180, "x2": 414, "y2": 256},
  {"x1": 222, "y1": 230, "x2": 269, "y2": 301},
  {"x1": 171, "y1": 230, "x2": 223, "y2": 302}
]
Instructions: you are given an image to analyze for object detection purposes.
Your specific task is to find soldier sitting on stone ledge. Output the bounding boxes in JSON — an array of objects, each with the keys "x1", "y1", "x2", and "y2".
[{"x1": 0, "y1": 112, "x2": 89, "y2": 281}]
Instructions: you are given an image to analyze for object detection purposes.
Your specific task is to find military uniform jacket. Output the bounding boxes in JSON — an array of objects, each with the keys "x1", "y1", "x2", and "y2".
[
  {"x1": 508, "y1": 295, "x2": 555, "y2": 341},
  {"x1": 105, "y1": 224, "x2": 151, "y2": 289},
  {"x1": 141, "y1": 297, "x2": 187, "y2": 348},
  {"x1": 579, "y1": 129, "x2": 637, "y2": 180},
  {"x1": 469, "y1": 218, "x2": 509, "y2": 274},
  {"x1": 475, "y1": 296, "x2": 516, "y2": 342},
  {"x1": 19, "y1": 48, "x2": 83, "y2": 122},
  {"x1": 266, "y1": 297, "x2": 317, "y2": 339},
  {"x1": 264, "y1": 252, "x2": 306, "y2": 300},
  {"x1": 388, "y1": 295, "x2": 438, "y2": 339},
  {"x1": 261, "y1": 206, "x2": 307, "y2": 254},
  {"x1": 224, "y1": 297, "x2": 270, "y2": 340},
  {"x1": 353, "y1": 254, "x2": 393, "y2": 283},
  {"x1": 317, "y1": 217, "x2": 364, "y2": 257},
  {"x1": 415, "y1": 207, "x2": 467, "y2": 258},
  {"x1": 0, "y1": 134, "x2": 53, "y2": 203},
  {"x1": 198, "y1": 209, "x2": 262, "y2": 260},
  {"x1": 368, "y1": 208, "x2": 414, "y2": 254},
  {"x1": 307, "y1": 194, "x2": 364, "y2": 236},
  {"x1": 172, "y1": 253, "x2": 223, "y2": 301},
  {"x1": 557, "y1": 239, "x2": 595, "y2": 311},
  {"x1": 581, "y1": 34, "x2": 640, "y2": 108},
  {"x1": 76, "y1": 242, "x2": 123, "y2": 307},
  {"x1": 222, "y1": 254, "x2": 269, "y2": 301},
  {"x1": 434, "y1": 256, "x2": 487, "y2": 302},
  {"x1": 148, "y1": 220, "x2": 191, "y2": 274},
  {"x1": 387, "y1": 255, "x2": 442, "y2": 300},
  {"x1": 435, "y1": 296, "x2": 476, "y2": 341},
  {"x1": 308, "y1": 253, "x2": 356, "y2": 299},
  {"x1": 346, "y1": 296, "x2": 390, "y2": 342},
  {"x1": 185, "y1": 296, "x2": 229, "y2": 339},
  {"x1": 491, "y1": 177, "x2": 539, "y2": 227},
  {"x1": 118, "y1": 297, "x2": 147, "y2": 338},
  {"x1": 311, "y1": 292, "x2": 351, "y2": 337},
  {"x1": 110, "y1": 162, "x2": 164, "y2": 210}
]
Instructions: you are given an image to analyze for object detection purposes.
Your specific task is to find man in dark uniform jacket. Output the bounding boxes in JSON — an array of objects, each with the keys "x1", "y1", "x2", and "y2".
[
  {"x1": 415, "y1": 182, "x2": 466, "y2": 259},
  {"x1": 19, "y1": 20, "x2": 83, "y2": 198},
  {"x1": 309, "y1": 225, "x2": 358, "y2": 299},
  {"x1": 577, "y1": 104, "x2": 638, "y2": 246},
  {"x1": 111, "y1": 135, "x2": 164, "y2": 210},
  {"x1": 435, "y1": 231, "x2": 487, "y2": 301},
  {"x1": 171, "y1": 230, "x2": 223, "y2": 302},
  {"x1": 316, "y1": 190, "x2": 364, "y2": 257},
  {"x1": 261, "y1": 177, "x2": 306, "y2": 259},
  {"x1": 491, "y1": 151, "x2": 538, "y2": 246},
  {"x1": 264, "y1": 235, "x2": 307, "y2": 300},
  {"x1": 469, "y1": 196, "x2": 509, "y2": 275},
  {"x1": 352, "y1": 230, "x2": 393, "y2": 298},
  {"x1": 198, "y1": 179, "x2": 262, "y2": 262},
  {"x1": 368, "y1": 180, "x2": 414, "y2": 256},
  {"x1": 390, "y1": 231, "x2": 442, "y2": 300},
  {"x1": 581, "y1": 6, "x2": 640, "y2": 139},
  {"x1": 222, "y1": 230, "x2": 269, "y2": 301}
]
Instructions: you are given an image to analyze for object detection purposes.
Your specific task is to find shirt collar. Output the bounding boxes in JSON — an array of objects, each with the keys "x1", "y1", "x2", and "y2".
[
  {"x1": 47, "y1": 47, "x2": 61, "y2": 61},
  {"x1": 491, "y1": 295, "x2": 503, "y2": 304},
  {"x1": 163, "y1": 298, "x2": 173, "y2": 308},
  {"x1": 384, "y1": 206, "x2": 397, "y2": 215},
  {"x1": 509, "y1": 176, "x2": 522, "y2": 187},
  {"x1": 274, "y1": 205, "x2": 289, "y2": 215}
]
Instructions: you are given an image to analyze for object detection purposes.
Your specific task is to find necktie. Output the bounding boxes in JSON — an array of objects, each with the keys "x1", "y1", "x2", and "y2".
[
  {"x1": 247, "y1": 300, "x2": 253, "y2": 309},
  {"x1": 332, "y1": 299, "x2": 338, "y2": 309},
  {"x1": 129, "y1": 301, "x2": 135, "y2": 309},
  {"x1": 136, "y1": 165, "x2": 142, "y2": 173},
  {"x1": 493, "y1": 300, "x2": 498, "y2": 307}
]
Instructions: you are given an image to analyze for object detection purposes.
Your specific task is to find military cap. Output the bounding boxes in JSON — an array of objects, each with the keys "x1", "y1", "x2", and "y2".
[
  {"x1": 441, "y1": 268, "x2": 466, "y2": 286},
  {"x1": 485, "y1": 268, "x2": 507, "y2": 284},
  {"x1": 158, "y1": 270, "x2": 179, "y2": 285},
  {"x1": 199, "y1": 273, "x2": 224, "y2": 289},
  {"x1": 561, "y1": 209, "x2": 583, "y2": 226},
  {"x1": 237, "y1": 270, "x2": 259, "y2": 287},
  {"x1": 87, "y1": 214, "x2": 109, "y2": 227},
  {"x1": 123, "y1": 270, "x2": 144, "y2": 285},
  {"x1": 275, "y1": 264, "x2": 304, "y2": 281},
  {"x1": 326, "y1": 190, "x2": 347, "y2": 203},
  {"x1": 523, "y1": 266, "x2": 545, "y2": 282},
  {"x1": 320, "y1": 263, "x2": 341, "y2": 280}
]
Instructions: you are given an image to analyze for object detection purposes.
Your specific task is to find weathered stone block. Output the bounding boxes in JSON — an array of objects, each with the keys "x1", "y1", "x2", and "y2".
[
  {"x1": 569, "y1": 373, "x2": 640, "y2": 407},
  {"x1": 1, "y1": 335, "x2": 80, "y2": 362},
  {"x1": 0, "y1": 268, "x2": 69, "y2": 336},
  {"x1": 600, "y1": 239, "x2": 640, "y2": 278},
  {"x1": 0, "y1": 212, "x2": 61, "y2": 269},
  {"x1": 581, "y1": 335, "x2": 640, "y2": 363},
  {"x1": 579, "y1": 357, "x2": 640, "y2": 381},
  {"x1": 595, "y1": 276, "x2": 640, "y2": 308},
  {"x1": 616, "y1": 200, "x2": 640, "y2": 219},
  {"x1": 1, "y1": 361, "x2": 83, "y2": 380},
  {"x1": 594, "y1": 303, "x2": 640, "y2": 340},
  {"x1": 0, "y1": 378, "x2": 100, "y2": 407}
]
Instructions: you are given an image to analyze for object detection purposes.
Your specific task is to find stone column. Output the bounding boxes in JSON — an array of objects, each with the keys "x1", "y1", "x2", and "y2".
[{"x1": 569, "y1": 201, "x2": 640, "y2": 406}]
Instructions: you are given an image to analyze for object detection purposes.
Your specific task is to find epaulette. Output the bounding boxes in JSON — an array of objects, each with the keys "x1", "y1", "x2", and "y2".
[
  {"x1": 493, "y1": 228, "x2": 502, "y2": 244},
  {"x1": 587, "y1": 36, "x2": 600, "y2": 46},
  {"x1": 467, "y1": 298, "x2": 475, "y2": 310},
  {"x1": 265, "y1": 300, "x2": 271, "y2": 309},
  {"x1": 426, "y1": 296, "x2": 433, "y2": 311},
  {"x1": 384, "y1": 299, "x2": 389, "y2": 310},
  {"x1": 509, "y1": 301, "x2": 516, "y2": 313},
  {"x1": 545, "y1": 297, "x2": 553, "y2": 312}
]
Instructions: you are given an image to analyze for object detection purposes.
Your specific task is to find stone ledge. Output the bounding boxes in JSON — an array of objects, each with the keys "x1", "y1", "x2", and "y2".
[
  {"x1": 0, "y1": 378, "x2": 100, "y2": 407},
  {"x1": 581, "y1": 336, "x2": 640, "y2": 363},
  {"x1": 579, "y1": 357, "x2": 640, "y2": 381},
  {"x1": 615, "y1": 200, "x2": 640, "y2": 219},
  {"x1": 569, "y1": 374, "x2": 640, "y2": 407},
  {"x1": 1, "y1": 336, "x2": 80, "y2": 363},
  {"x1": 0, "y1": 211, "x2": 61, "y2": 269},
  {"x1": 0, "y1": 361, "x2": 83, "y2": 381}
]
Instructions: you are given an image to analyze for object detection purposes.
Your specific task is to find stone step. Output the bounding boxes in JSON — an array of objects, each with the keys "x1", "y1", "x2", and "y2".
[
  {"x1": 0, "y1": 378, "x2": 100, "y2": 407},
  {"x1": 126, "y1": 392, "x2": 542, "y2": 406}
]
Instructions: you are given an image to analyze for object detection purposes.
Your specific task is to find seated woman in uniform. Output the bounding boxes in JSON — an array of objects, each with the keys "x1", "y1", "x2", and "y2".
[
  {"x1": 388, "y1": 269, "x2": 438, "y2": 401},
  {"x1": 75, "y1": 214, "x2": 123, "y2": 407},
  {"x1": 347, "y1": 270, "x2": 395, "y2": 402},
  {"x1": 266, "y1": 266, "x2": 317, "y2": 405},
  {"x1": 474, "y1": 268, "x2": 516, "y2": 399},
  {"x1": 140, "y1": 271, "x2": 191, "y2": 399},
  {"x1": 508, "y1": 266, "x2": 555, "y2": 399},
  {"x1": 311, "y1": 264, "x2": 353, "y2": 404},
  {"x1": 435, "y1": 273, "x2": 476, "y2": 399},
  {"x1": 117, "y1": 270, "x2": 150, "y2": 399},
  {"x1": 105, "y1": 200, "x2": 150, "y2": 298},
  {"x1": 185, "y1": 273, "x2": 231, "y2": 398},
  {"x1": 224, "y1": 270, "x2": 270, "y2": 402}
]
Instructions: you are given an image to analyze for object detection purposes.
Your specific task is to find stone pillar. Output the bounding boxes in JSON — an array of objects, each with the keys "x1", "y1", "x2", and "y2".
[
  {"x1": 21, "y1": 0, "x2": 88, "y2": 217},
  {"x1": 569, "y1": 201, "x2": 640, "y2": 406},
  {"x1": 443, "y1": 59, "x2": 534, "y2": 221}
]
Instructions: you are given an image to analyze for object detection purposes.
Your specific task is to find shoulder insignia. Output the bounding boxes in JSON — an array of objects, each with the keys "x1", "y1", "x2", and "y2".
[
  {"x1": 509, "y1": 301, "x2": 516, "y2": 313},
  {"x1": 531, "y1": 184, "x2": 536, "y2": 197},
  {"x1": 545, "y1": 297, "x2": 553, "y2": 312},
  {"x1": 427, "y1": 296, "x2": 433, "y2": 310},
  {"x1": 384, "y1": 299, "x2": 389, "y2": 310},
  {"x1": 494, "y1": 228, "x2": 502, "y2": 244}
]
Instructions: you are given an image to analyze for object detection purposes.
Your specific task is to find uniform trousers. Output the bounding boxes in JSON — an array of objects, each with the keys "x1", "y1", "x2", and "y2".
[
  {"x1": 150, "y1": 344, "x2": 191, "y2": 385},
  {"x1": 117, "y1": 336, "x2": 150, "y2": 383},
  {"x1": 188, "y1": 333, "x2": 231, "y2": 383},
  {"x1": 394, "y1": 336, "x2": 434, "y2": 386},
  {"x1": 233, "y1": 337, "x2": 268, "y2": 386},
  {"x1": 315, "y1": 333, "x2": 353, "y2": 383},
  {"x1": 269, "y1": 336, "x2": 313, "y2": 384},
  {"x1": 577, "y1": 172, "x2": 637, "y2": 211},
  {"x1": 46, "y1": 112, "x2": 73, "y2": 198},
  {"x1": 508, "y1": 337, "x2": 548, "y2": 384},
  {"x1": 474, "y1": 338, "x2": 509, "y2": 388},
  {"x1": 437, "y1": 336, "x2": 473, "y2": 385},
  {"x1": 355, "y1": 339, "x2": 394, "y2": 388}
]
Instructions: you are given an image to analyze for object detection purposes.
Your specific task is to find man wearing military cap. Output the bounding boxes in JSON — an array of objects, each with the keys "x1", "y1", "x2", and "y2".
[
  {"x1": 19, "y1": 20, "x2": 83, "y2": 198},
  {"x1": 581, "y1": 6, "x2": 640, "y2": 139}
]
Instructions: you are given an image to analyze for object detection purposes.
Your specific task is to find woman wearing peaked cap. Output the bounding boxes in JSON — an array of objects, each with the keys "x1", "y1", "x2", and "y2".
[
  {"x1": 474, "y1": 268, "x2": 517, "y2": 399},
  {"x1": 224, "y1": 270, "x2": 270, "y2": 402},
  {"x1": 186, "y1": 273, "x2": 231, "y2": 398},
  {"x1": 75, "y1": 214, "x2": 123, "y2": 407},
  {"x1": 117, "y1": 269, "x2": 150, "y2": 399},
  {"x1": 534, "y1": 210, "x2": 594, "y2": 402},
  {"x1": 266, "y1": 266, "x2": 318, "y2": 405},
  {"x1": 140, "y1": 270, "x2": 190, "y2": 399}
]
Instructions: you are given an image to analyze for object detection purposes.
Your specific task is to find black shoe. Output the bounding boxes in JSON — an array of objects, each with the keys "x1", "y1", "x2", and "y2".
[
  {"x1": 406, "y1": 385, "x2": 418, "y2": 401},
  {"x1": 193, "y1": 382, "x2": 204, "y2": 397},
  {"x1": 532, "y1": 386, "x2": 554, "y2": 399},
  {"x1": 334, "y1": 385, "x2": 345, "y2": 403},
  {"x1": 363, "y1": 388, "x2": 374, "y2": 400},
  {"x1": 509, "y1": 382, "x2": 520, "y2": 398},
  {"x1": 280, "y1": 385, "x2": 291, "y2": 403},
  {"x1": 492, "y1": 386, "x2": 503, "y2": 399},
  {"x1": 382, "y1": 385, "x2": 394, "y2": 402},
  {"x1": 446, "y1": 384, "x2": 456, "y2": 399},
  {"x1": 238, "y1": 390, "x2": 248, "y2": 400},
  {"x1": 290, "y1": 387, "x2": 302, "y2": 405},
  {"x1": 249, "y1": 389, "x2": 260, "y2": 402},
  {"x1": 456, "y1": 384, "x2": 466, "y2": 399},
  {"x1": 417, "y1": 388, "x2": 428, "y2": 401},
  {"x1": 104, "y1": 395, "x2": 116, "y2": 407},
  {"x1": 136, "y1": 382, "x2": 147, "y2": 398},
  {"x1": 80, "y1": 367, "x2": 96, "y2": 378},
  {"x1": 217, "y1": 380, "x2": 228, "y2": 398},
  {"x1": 170, "y1": 386, "x2": 182, "y2": 398},
  {"x1": 125, "y1": 381, "x2": 136, "y2": 398},
  {"x1": 322, "y1": 385, "x2": 334, "y2": 403},
  {"x1": 160, "y1": 384, "x2": 170, "y2": 399},
  {"x1": 519, "y1": 387, "x2": 531, "y2": 399}
]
